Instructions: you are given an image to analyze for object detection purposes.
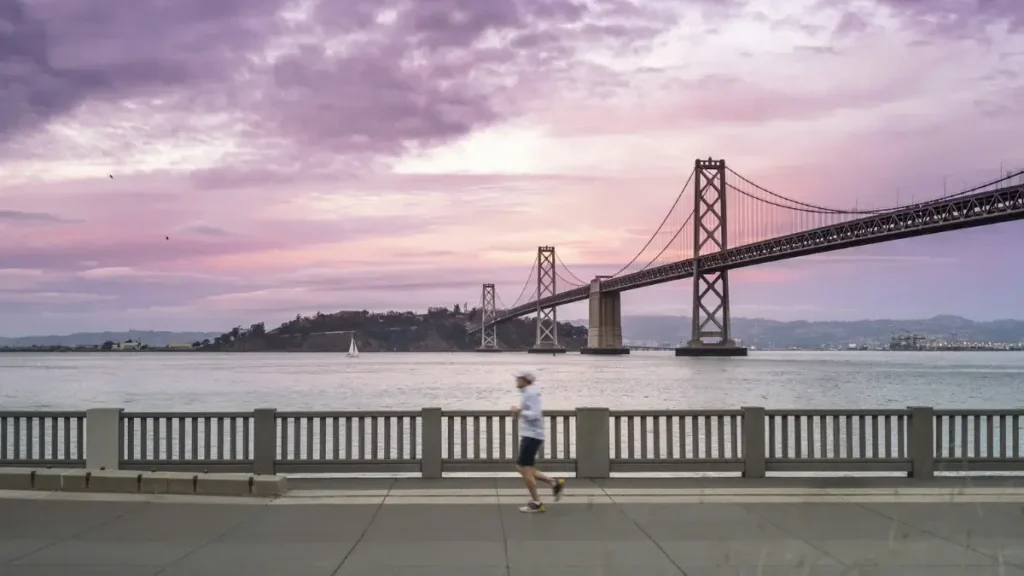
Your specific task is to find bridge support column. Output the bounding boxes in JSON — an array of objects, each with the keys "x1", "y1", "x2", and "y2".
[
  {"x1": 528, "y1": 246, "x2": 566, "y2": 354},
  {"x1": 676, "y1": 158, "x2": 747, "y2": 358},
  {"x1": 581, "y1": 278, "x2": 629, "y2": 355},
  {"x1": 475, "y1": 283, "x2": 502, "y2": 352}
]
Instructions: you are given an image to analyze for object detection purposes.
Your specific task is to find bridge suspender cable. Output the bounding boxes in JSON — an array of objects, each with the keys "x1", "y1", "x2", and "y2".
[{"x1": 609, "y1": 168, "x2": 696, "y2": 278}]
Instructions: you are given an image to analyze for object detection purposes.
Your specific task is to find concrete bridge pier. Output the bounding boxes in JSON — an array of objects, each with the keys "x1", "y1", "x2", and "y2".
[{"x1": 581, "y1": 278, "x2": 629, "y2": 355}]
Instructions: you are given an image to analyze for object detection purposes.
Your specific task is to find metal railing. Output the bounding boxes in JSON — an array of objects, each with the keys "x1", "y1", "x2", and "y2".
[{"x1": 2, "y1": 406, "x2": 1023, "y2": 477}]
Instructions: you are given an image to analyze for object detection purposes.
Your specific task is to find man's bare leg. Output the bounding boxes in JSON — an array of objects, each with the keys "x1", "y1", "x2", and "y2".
[
  {"x1": 534, "y1": 469, "x2": 555, "y2": 486},
  {"x1": 517, "y1": 466, "x2": 541, "y2": 502}
]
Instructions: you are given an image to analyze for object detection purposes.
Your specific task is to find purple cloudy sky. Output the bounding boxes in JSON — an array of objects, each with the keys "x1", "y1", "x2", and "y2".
[{"x1": 1, "y1": 0, "x2": 1023, "y2": 336}]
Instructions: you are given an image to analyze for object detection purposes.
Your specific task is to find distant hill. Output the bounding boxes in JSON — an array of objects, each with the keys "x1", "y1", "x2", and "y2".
[
  {"x1": 0, "y1": 331, "x2": 221, "y2": 348},
  {"x1": 569, "y1": 315, "x2": 1024, "y2": 349},
  {"x1": 205, "y1": 307, "x2": 586, "y2": 352}
]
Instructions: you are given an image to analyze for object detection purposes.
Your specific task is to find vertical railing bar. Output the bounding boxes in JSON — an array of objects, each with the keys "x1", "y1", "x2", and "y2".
[
  {"x1": 690, "y1": 415, "x2": 698, "y2": 459},
  {"x1": 25, "y1": 417, "x2": 34, "y2": 460},
  {"x1": 318, "y1": 417, "x2": 327, "y2": 461},
  {"x1": 498, "y1": 416, "x2": 506, "y2": 459},
  {"x1": 897, "y1": 415, "x2": 905, "y2": 459},
  {"x1": 358, "y1": 416, "x2": 366, "y2": 461},
  {"x1": 371, "y1": 416, "x2": 380, "y2": 460},
  {"x1": 700, "y1": 414, "x2": 708, "y2": 459},
  {"x1": 639, "y1": 416, "x2": 647, "y2": 460},
  {"x1": 730, "y1": 415, "x2": 739, "y2": 459},
  {"x1": 652, "y1": 416, "x2": 661, "y2": 460},
  {"x1": 473, "y1": 416, "x2": 481, "y2": 460},
  {"x1": 716, "y1": 415, "x2": 725, "y2": 459},
  {"x1": 794, "y1": 415, "x2": 802, "y2": 459},
  {"x1": 485, "y1": 416, "x2": 493, "y2": 460},
  {"x1": 986, "y1": 415, "x2": 995, "y2": 458},
  {"x1": 62, "y1": 416, "x2": 71, "y2": 460},
  {"x1": 460, "y1": 416, "x2": 468, "y2": 460},
  {"x1": 243, "y1": 417, "x2": 251, "y2": 460},
  {"x1": 973, "y1": 414, "x2": 981, "y2": 459},
  {"x1": 126, "y1": 417, "x2": 135, "y2": 460},
  {"x1": 407, "y1": 412, "x2": 415, "y2": 457},
  {"x1": 0, "y1": 416, "x2": 7, "y2": 460},
  {"x1": 203, "y1": 417, "x2": 212, "y2": 461},
  {"x1": 1013, "y1": 415, "x2": 1020, "y2": 458},
  {"x1": 947, "y1": 415, "x2": 955, "y2": 460},
  {"x1": 676, "y1": 416, "x2": 685, "y2": 459},
  {"x1": 960, "y1": 416, "x2": 968, "y2": 460},
  {"x1": 345, "y1": 417, "x2": 353, "y2": 460},
  {"x1": 613, "y1": 416, "x2": 621, "y2": 460},
  {"x1": 626, "y1": 416, "x2": 635, "y2": 459},
  {"x1": 563, "y1": 416, "x2": 571, "y2": 459},
  {"x1": 332, "y1": 417, "x2": 341, "y2": 460},
  {"x1": 781, "y1": 416, "x2": 789, "y2": 459},
  {"x1": 447, "y1": 417, "x2": 455, "y2": 460}
]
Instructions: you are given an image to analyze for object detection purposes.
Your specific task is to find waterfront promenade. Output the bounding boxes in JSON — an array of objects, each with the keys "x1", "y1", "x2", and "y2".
[{"x1": 3, "y1": 477, "x2": 1024, "y2": 575}]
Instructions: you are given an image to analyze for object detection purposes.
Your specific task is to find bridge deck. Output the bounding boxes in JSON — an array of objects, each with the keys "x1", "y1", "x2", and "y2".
[{"x1": 4, "y1": 477, "x2": 1024, "y2": 574}]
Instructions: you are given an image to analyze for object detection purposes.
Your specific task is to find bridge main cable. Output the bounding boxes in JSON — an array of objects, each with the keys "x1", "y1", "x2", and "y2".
[{"x1": 609, "y1": 168, "x2": 696, "y2": 278}]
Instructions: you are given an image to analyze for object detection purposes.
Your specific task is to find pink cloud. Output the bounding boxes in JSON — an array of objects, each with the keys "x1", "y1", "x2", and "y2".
[{"x1": 2, "y1": 0, "x2": 1024, "y2": 336}]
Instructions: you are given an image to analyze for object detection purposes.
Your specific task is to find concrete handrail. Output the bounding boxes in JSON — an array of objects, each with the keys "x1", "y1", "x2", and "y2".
[{"x1": 3, "y1": 407, "x2": 1024, "y2": 478}]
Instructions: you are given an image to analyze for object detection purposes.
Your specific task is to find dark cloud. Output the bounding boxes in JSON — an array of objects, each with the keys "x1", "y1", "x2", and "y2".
[
  {"x1": 1, "y1": 0, "x2": 675, "y2": 162},
  {"x1": 833, "y1": 11, "x2": 869, "y2": 37},
  {"x1": 824, "y1": 0, "x2": 1024, "y2": 38},
  {"x1": 0, "y1": 209, "x2": 78, "y2": 224}
]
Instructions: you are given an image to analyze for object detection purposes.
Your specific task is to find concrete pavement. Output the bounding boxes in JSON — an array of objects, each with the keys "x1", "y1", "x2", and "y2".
[{"x1": 3, "y1": 478, "x2": 1024, "y2": 574}]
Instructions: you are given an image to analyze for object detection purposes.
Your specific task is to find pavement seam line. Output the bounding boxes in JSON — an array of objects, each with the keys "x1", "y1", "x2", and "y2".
[
  {"x1": 494, "y1": 478, "x2": 511, "y2": 574},
  {"x1": 152, "y1": 501, "x2": 271, "y2": 575},
  {"x1": 4, "y1": 499, "x2": 136, "y2": 565},
  {"x1": 732, "y1": 499, "x2": 849, "y2": 571},
  {"x1": 601, "y1": 484, "x2": 690, "y2": 576},
  {"x1": 847, "y1": 496, "x2": 1024, "y2": 569},
  {"x1": 328, "y1": 477, "x2": 393, "y2": 576}
]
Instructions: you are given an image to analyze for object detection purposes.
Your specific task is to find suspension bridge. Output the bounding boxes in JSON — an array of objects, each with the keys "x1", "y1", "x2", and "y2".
[{"x1": 469, "y1": 158, "x2": 1024, "y2": 356}]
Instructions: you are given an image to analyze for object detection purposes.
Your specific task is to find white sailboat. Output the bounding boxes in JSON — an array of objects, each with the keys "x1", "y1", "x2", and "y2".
[{"x1": 347, "y1": 334, "x2": 360, "y2": 358}]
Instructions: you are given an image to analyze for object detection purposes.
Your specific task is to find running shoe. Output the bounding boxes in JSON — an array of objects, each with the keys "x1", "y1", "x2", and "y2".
[
  {"x1": 519, "y1": 500, "x2": 545, "y2": 513},
  {"x1": 552, "y1": 478, "x2": 566, "y2": 502}
]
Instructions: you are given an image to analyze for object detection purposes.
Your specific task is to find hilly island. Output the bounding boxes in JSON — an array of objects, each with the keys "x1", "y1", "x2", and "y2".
[
  {"x1": 4, "y1": 309, "x2": 1024, "y2": 353},
  {"x1": 202, "y1": 306, "x2": 587, "y2": 352}
]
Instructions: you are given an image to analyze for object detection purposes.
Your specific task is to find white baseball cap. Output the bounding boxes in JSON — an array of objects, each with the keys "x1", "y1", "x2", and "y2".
[{"x1": 513, "y1": 370, "x2": 536, "y2": 383}]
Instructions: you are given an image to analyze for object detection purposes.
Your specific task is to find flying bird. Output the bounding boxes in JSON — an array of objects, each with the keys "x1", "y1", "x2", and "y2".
[
  {"x1": 165, "y1": 236, "x2": 169, "y2": 241},
  {"x1": 109, "y1": 175, "x2": 113, "y2": 179}
]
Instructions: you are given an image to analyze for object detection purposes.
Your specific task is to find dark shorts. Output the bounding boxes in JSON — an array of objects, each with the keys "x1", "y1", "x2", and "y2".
[{"x1": 517, "y1": 436, "x2": 543, "y2": 467}]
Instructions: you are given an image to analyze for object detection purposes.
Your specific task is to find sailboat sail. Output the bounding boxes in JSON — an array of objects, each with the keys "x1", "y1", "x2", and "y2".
[{"x1": 347, "y1": 334, "x2": 359, "y2": 357}]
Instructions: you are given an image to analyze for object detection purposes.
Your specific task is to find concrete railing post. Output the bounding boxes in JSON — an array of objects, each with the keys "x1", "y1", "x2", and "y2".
[
  {"x1": 908, "y1": 406, "x2": 934, "y2": 478},
  {"x1": 421, "y1": 408, "x2": 443, "y2": 479},
  {"x1": 253, "y1": 409, "x2": 278, "y2": 475},
  {"x1": 574, "y1": 407, "x2": 610, "y2": 478},
  {"x1": 86, "y1": 408, "x2": 123, "y2": 470},
  {"x1": 741, "y1": 406, "x2": 766, "y2": 478}
]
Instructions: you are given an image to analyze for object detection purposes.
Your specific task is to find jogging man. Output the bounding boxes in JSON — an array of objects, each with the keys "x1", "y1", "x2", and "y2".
[{"x1": 510, "y1": 370, "x2": 565, "y2": 512}]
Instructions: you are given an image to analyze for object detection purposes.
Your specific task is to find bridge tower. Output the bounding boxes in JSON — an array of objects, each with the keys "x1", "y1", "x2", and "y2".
[
  {"x1": 676, "y1": 158, "x2": 748, "y2": 357},
  {"x1": 528, "y1": 246, "x2": 566, "y2": 354},
  {"x1": 476, "y1": 283, "x2": 501, "y2": 352}
]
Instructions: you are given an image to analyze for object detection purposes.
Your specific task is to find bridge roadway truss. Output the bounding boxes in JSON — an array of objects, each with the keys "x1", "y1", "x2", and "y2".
[{"x1": 472, "y1": 177, "x2": 1024, "y2": 331}]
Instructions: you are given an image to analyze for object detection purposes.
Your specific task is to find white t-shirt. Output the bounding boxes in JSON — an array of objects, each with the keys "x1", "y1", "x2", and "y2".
[{"x1": 519, "y1": 384, "x2": 544, "y2": 440}]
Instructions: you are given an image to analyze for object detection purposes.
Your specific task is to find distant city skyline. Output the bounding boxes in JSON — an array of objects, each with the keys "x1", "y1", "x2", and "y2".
[{"x1": 2, "y1": 0, "x2": 1023, "y2": 336}]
